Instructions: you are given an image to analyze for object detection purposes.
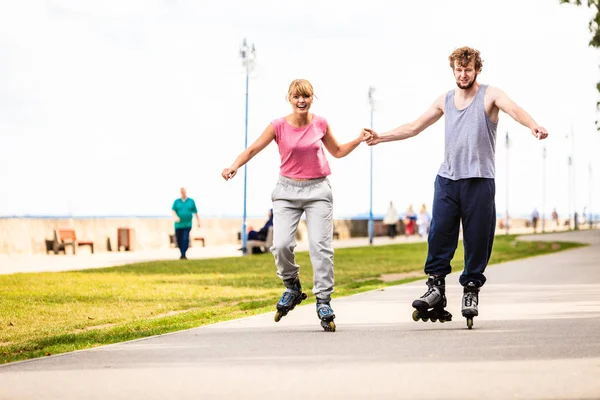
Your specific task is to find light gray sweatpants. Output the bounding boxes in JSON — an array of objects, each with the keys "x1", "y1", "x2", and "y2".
[{"x1": 270, "y1": 175, "x2": 334, "y2": 301}]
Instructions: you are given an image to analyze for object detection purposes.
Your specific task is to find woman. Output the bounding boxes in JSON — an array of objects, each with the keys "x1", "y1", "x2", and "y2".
[
  {"x1": 222, "y1": 79, "x2": 369, "y2": 332},
  {"x1": 403, "y1": 204, "x2": 417, "y2": 236},
  {"x1": 417, "y1": 204, "x2": 430, "y2": 238}
]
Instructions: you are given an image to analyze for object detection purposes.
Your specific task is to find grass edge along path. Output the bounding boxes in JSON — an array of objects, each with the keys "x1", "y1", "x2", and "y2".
[{"x1": 0, "y1": 236, "x2": 585, "y2": 364}]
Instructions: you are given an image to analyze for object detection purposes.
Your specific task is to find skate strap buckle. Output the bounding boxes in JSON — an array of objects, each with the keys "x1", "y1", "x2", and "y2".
[
  {"x1": 317, "y1": 304, "x2": 333, "y2": 318},
  {"x1": 464, "y1": 292, "x2": 476, "y2": 307},
  {"x1": 280, "y1": 291, "x2": 297, "y2": 305}
]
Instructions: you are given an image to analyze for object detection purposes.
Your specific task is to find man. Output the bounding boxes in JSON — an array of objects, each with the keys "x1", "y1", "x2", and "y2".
[
  {"x1": 364, "y1": 46, "x2": 548, "y2": 328},
  {"x1": 383, "y1": 201, "x2": 399, "y2": 239},
  {"x1": 531, "y1": 208, "x2": 540, "y2": 233},
  {"x1": 172, "y1": 187, "x2": 200, "y2": 260}
]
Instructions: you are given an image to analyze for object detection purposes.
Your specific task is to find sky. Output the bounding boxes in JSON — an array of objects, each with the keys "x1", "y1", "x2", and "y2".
[{"x1": 0, "y1": 0, "x2": 598, "y2": 219}]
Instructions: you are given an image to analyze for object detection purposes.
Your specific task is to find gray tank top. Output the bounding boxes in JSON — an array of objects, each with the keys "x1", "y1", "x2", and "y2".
[{"x1": 438, "y1": 84, "x2": 498, "y2": 180}]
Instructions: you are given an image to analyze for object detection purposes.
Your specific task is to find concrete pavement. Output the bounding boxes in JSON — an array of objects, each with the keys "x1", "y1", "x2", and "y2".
[{"x1": 0, "y1": 230, "x2": 599, "y2": 399}]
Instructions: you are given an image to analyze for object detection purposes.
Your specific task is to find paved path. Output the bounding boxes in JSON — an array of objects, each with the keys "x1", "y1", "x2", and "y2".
[{"x1": 0, "y1": 230, "x2": 599, "y2": 399}]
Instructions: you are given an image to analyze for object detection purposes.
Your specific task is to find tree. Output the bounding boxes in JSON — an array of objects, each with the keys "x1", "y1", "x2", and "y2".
[
  {"x1": 560, "y1": 0, "x2": 600, "y2": 48},
  {"x1": 560, "y1": 1, "x2": 600, "y2": 128}
]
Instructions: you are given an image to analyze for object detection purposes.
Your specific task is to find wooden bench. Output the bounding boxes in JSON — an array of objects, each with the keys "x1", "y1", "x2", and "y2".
[
  {"x1": 169, "y1": 233, "x2": 205, "y2": 248},
  {"x1": 245, "y1": 226, "x2": 273, "y2": 255},
  {"x1": 47, "y1": 229, "x2": 94, "y2": 255},
  {"x1": 192, "y1": 237, "x2": 206, "y2": 247}
]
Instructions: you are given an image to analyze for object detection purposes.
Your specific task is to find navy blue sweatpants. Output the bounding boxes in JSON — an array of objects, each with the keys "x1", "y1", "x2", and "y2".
[{"x1": 424, "y1": 175, "x2": 496, "y2": 287}]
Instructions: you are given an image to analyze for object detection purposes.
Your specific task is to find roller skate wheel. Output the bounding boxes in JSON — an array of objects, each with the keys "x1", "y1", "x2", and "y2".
[
  {"x1": 301, "y1": 293, "x2": 308, "y2": 300},
  {"x1": 439, "y1": 319, "x2": 446, "y2": 323},
  {"x1": 421, "y1": 317, "x2": 429, "y2": 322},
  {"x1": 466, "y1": 318, "x2": 473, "y2": 329},
  {"x1": 328, "y1": 321, "x2": 336, "y2": 332},
  {"x1": 430, "y1": 318, "x2": 437, "y2": 323},
  {"x1": 274, "y1": 311, "x2": 283, "y2": 322},
  {"x1": 412, "y1": 310, "x2": 420, "y2": 321},
  {"x1": 321, "y1": 319, "x2": 336, "y2": 332}
]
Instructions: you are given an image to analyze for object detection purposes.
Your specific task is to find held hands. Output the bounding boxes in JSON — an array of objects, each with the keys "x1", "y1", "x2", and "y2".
[
  {"x1": 362, "y1": 128, "x2": 381, "y2": 146},
  {"x1": 221, "y1": 167, "x2": 237, "y2": 181},
  {"x1": 531, "y1": 126, "x2": 549, "y2": 140},
  {"x1": 359, "y1": 129, "x2": 372, "y2": 143}
]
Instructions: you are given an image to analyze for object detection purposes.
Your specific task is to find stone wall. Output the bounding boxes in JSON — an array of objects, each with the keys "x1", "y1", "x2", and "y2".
[
  {"x1": 0, "y1": 217, "x2": 273, "y2": 255},
  {"x1": 0, "y1": 216, "x2": 545, "y2": 255}
]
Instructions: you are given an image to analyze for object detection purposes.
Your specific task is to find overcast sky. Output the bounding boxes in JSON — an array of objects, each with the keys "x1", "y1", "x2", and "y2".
[{"x1": 0, "y1": 0, "x2": 597, "y2": 219}]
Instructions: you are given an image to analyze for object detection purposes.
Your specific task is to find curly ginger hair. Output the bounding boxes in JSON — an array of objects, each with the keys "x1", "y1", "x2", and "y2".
[{"x1": 448, "y1": 47, "x2": 483, "y2": 72}]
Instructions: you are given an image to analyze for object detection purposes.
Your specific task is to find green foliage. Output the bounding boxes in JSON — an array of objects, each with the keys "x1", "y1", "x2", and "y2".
[
  {"x1": 561, "y1": 0, "x2": 600, "y2": 48},
  {"x1": 560, "y1": 0, "x2": 600, "y2": 118}
]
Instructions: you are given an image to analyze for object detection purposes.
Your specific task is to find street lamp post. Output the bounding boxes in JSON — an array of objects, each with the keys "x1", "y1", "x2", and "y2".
[
  {"x1": 368, "y1": 87, "x2": 375, "y2": 245},
  {"x1": 542, "y1": 146, "x2": 546, "y2": 233},
  {"x1": 239, "y1": 38, "x2": 256, "y2": 255},
  {"x1": 590, "y1": 162, "x2": 593, "y2": 229},
  {"x1": 566, "y1": 129, "x2": 575, "y2": 230},
  {"x1": 505, "y1": 131, "x2": 509, "y2": 235}
]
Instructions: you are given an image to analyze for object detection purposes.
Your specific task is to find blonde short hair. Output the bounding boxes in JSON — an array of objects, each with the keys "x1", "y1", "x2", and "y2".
[{"x1": 287, "y1": 79, "x2": 314, "y2": 99}]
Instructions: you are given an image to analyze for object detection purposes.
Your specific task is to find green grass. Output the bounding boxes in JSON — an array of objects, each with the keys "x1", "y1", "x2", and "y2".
[{"x1": 0, "y1": 235, "x2": 584, "y2": 363}]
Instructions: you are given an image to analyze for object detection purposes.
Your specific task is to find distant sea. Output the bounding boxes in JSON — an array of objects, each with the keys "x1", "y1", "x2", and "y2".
[{"x1": 3, "y1": 212, "x2": 593, "y2": 220}]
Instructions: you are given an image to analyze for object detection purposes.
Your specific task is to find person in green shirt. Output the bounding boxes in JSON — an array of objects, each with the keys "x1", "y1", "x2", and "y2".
[{"x1": 171, "y1": 187, "x2": 200, "y2": 259}]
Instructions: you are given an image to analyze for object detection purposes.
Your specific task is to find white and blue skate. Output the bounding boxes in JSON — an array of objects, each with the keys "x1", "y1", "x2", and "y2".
[
  {"x1": 316, "y1": 301, "x2": 336, "y2": 332},
  {"x1": 274, "y1": 282, "x2": 307, "y2": 322}
]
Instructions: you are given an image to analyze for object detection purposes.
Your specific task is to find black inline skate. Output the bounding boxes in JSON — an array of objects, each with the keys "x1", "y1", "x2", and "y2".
[
  {"x1": 274, "y1": 278, "x2": 308, "y2": 322},
  {"x1": 316, "y1": 300, "x2": 336, "y2": 332},
  {"x1": 462, "y1": 281, "x2": 479, "y2": 329},
  {"x1": 411, "y1": 275, "x2": 453, "y2": 323}
]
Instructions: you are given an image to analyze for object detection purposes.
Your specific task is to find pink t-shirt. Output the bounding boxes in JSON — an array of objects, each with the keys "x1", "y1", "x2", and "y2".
[{"x1": 272, "y1": 114, "x2": 332, "y2": 179}]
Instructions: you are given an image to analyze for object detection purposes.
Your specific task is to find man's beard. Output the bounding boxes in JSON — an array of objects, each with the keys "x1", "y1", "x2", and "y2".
[{"x1": 456, "y1": 74, "x2": 477, "y2": 89}]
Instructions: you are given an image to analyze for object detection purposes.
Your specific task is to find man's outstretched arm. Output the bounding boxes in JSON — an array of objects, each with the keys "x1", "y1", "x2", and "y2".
[
  {"x1": 489, "y1": 87, "x2": 548, "y2": 139},
  {"x1": 365, "y1": 93, "x2": 445, "y2": 145}
]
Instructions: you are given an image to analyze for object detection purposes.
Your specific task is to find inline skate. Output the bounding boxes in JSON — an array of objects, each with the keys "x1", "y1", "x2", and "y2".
[
  {"x1": 462, "y1": 281, "x2": 479, "y2": 329},
  {"x1": 412, "y1": 275, "x2": 453, "y2": 323},
  {"x1": 316, "y1": 300, "x2": 336, "y2": 332},
  {"x1": 274, "y1": 278, "x2": 308, "y2": 322}
]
